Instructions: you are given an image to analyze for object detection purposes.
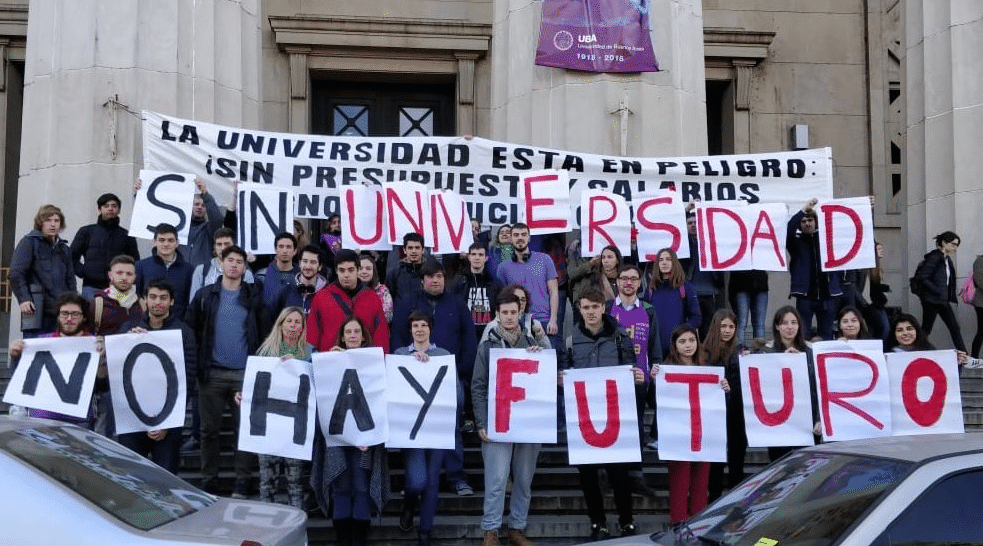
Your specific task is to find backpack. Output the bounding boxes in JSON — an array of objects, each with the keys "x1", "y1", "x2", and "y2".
[{"x1": 960, "y1": 270, "x2": 976, "y2": 304}]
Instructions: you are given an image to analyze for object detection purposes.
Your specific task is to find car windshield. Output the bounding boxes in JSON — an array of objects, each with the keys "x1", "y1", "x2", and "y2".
[
  {"x1": 651, "y1": 451, "x2": 913, "y2": 546},
  {"x1": 1, "y1": 424, "x2": 216, "y2": 531}
]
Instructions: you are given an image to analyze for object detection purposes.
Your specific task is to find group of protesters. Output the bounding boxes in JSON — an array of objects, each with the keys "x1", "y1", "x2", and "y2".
[{"x1": 7, "y1": 182, "x2": 983, "y2": 546}]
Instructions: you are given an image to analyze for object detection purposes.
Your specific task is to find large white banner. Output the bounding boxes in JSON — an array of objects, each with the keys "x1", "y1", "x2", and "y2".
[
  {"x1": 237, "y1": 183, "x2": 295, "y2": 255},
  {"x1": 486, "y1": 348, "x2": 557, "y2": 443},
  {"x1": 654, "y1": 364, "x2": 727, "y2": 462},
  {"x1": 312, "y1": 347, "x2": 389, "y2": 447},
  {"x1": 104, "y1": 330, "x2": 187, "y2": 435},
  {"x1": 384, "y1": 354, "x2": 459, "y2": 449},
  {"x1": 563, "y1": 366, "x2": 640, "y2": 465},
  {"x1": 816, "y1": 197, "x2": 875, "y2": 271},
  {"x1": 885, "y1": 350, "x2": 964, "y2": 436},
  {"x1": 3, "y1": 336, "x2": 100, "y2": 419},
  {"x1": 812, "y1": 343, "x2": 892, "y2": 441},
  {"x1": 142, "y1": 111, "x2": 834, "y2": 222},
  {"x1": 238, "y1": 356, "x2": 317, "y2": 460},
  {"x1": 131, "y1": 170, "x2": 196, "y2": 243},
  {"x1": 739, "y1": 353, "x2": 816, "y2": 447}
]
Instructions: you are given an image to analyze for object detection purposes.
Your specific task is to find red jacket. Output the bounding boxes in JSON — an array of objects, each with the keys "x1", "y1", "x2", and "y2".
[{"x1": 306, "y1": 281, "x2": 390, "y2": 352}]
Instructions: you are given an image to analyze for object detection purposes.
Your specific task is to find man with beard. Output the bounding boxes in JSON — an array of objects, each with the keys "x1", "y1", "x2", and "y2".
[
  {"x1": 307, "y1": 248, "x2": 389, "y2": 352},
  {"x1": 182, "y1": 177, "x2": 225, "y2": 269},
  {"x1": 274, "y1": 244, "x2": 328, "y2": 315},
  {"x1": 70, "y1": 193, "x2": 140, "y2": 301},
  {"x1": 117, "y1": 279, "x2": 197, "y2": 473},
  {"x1": 787, "y1": 198, "x2": 844, "y2": 339},
  {"x1": 189, "y1": 227, "x2": 255, "y2": 301},
  {"x1": 258, "y1": 233, "x2": 299, "y2": 307}
]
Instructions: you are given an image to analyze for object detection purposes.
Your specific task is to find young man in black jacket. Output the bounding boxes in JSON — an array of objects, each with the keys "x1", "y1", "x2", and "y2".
[{"x1": 71, "y1": 193, "x2": 140, "y2": 300}]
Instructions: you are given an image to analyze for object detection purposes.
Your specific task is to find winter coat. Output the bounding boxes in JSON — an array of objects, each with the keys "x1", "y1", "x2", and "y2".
[
  {"x1": 120, "y1": 312, "x2": 198, "y2": 388},
  {"x1": 70, "y1": 216, "x2": 140, "y2": 289},
  {"x1": 273, "y1": 273, "x2": 328, "y2": 316},
  {"x1": 135, "y1": 250, "x2": 196, "y2": 321},
  {"x1": 306, "y1": 281, "x2": 390, "y2": 352},
  {"x1": 973, "y1": 255, "x2": 983, "y2": 308},
  {"x1": 914, "y1": 248, "x2": 957, "y2": 305},
  {"x1": 786, "y1": 209, "x2": 843, "y2": 299},
  {"x1": 9, "y1": 230, "x2": 75, "y2": 320},
  {"x1": 729, "y1": 270, "x2": 769, "y2": 295},
  {"x1": 180, "y1": 192, "x2": 224, "y2": 269},
  {"x1": 385, "y1": 259, "x2": 424, "y2": 304},
  {"x1": 392, "y1": 289, "x2": 477, "y2": 378},
  {"x1": 185, "y1": 278, "x2": 268, "y2": 383},
  {"x1": 566, "y1": 314, "x2": 635, "y2": 370},
  {"x1": 257, "y1": 263, "x2": 299, "y2": 307}
]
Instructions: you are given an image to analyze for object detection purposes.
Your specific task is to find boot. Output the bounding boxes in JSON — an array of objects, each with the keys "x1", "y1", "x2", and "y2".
[
  {"x1": 351, "y1": 519, "x2": 370, "y2": 546},
  {"x1": 418, "y1": 530, "x2": 433, "y2": 546},
  {"x1": 399, "y1": 495, "x2": 418, "y2": 532},
  {"x1": 508, "y1": 528, "x2": 534, "y2": 546},
  {"x1": 483, "y1": 530, "x2": 502, "y2": 546},
  {"x1": 333, "y1": 518, "x2": 353, "y2": 546}
]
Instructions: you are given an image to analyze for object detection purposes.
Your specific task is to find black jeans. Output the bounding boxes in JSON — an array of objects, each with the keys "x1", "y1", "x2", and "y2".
[
  {"x1": 972, "y1": 306, "x2": 983, "y2": 358},
  {"x1": 577, "y1": 463, "x2": 633, "y2": 526},
  {"x1": 921, "y1": 300, "x2": 966, "y2": 352}
]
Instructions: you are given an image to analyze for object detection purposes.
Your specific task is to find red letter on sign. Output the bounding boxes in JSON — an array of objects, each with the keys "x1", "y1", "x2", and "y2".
[
  {"x1": 748, "y1": 366, "x2": 794, "y2": 426},
  {"x1": 822, "y1": 204, "x2": 863, "y2": 269},
  {"x1": 901, "y1": 357, "x2": 947, "y2": 427},
  {"x1": 346, "y1": 190, "x2": 384, "y2": 246},
  {"x1": 664, "y1": 372, "x2": 719, "y2": 451},
  {"x1": 749, "y1": 209, "x2": 786, "y2": 268},
  {"x1": 703, "y1": 207, "x2": 748, "y2": 269},
  {"x1": 587, "y1": 195, "x2": 618, "y2": 255},
  {"x1": 816, "y1": 352, "x2": 884, "y2": 436},
  {"x1": 429, "y1": 193, "x2": 467, "y2": 254},
  {"x1": 524, "y1": 174, "x2": 567, "y2": 231},
  {"x1": 494, "y1": 358, "x2": 540, "y2": 433},
  {"x1": 574, "y1": 379, "x2": 620, "y2": 448},
  {"x1": 635, "y1": 196, "x2": 681, "y2": 261},
  {"x1": 386, "y1": 187, "x2": 425, "y2": 243}
]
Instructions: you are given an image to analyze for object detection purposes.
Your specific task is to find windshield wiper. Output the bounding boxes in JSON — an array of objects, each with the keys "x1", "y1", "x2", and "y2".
[{"x1": 673, "y1": 522, "x2": 726, "y2": 546}]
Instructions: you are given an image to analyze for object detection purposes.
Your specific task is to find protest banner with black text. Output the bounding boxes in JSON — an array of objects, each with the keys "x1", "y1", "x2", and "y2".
[
  {"x1": 654, "y1": 364, "x2": 727, "y2": 462},
  {"x1": 105, "y1": 330, "x2": 187, "y2": 435},
  {"x1": 632, "y1": 189, "x2": 689, "y2": 260},
  {"x1": 812, "y1": 341, "x2": 892, "y2": 441},
  {"x1": 579, "y1": 189, "x2": 632, "y2": 258},
  {"x1": 563, "y1": 365, "x2": 640, "y2": 465},
  {"x1": 886, "y1": 350, "x2": 964, "y2": 436},
  {"x1": 238, "y1": 356, "x2": 316, "y2": 459},
  {"x1": 312, "y1": 347, "x2": 389, "y2": 447},
  {"x1": 142, "y1": 111, "x2": 833, "y2": 225},
  {"x1": 237, "y1": 183, "x2": 295, "y2": 255},
  {"x1": 384, "y1": 354, "x2": 458, "y2": 449},
  {"x1": 3, "y1": 336, "x2": 99, "y2": 419},
  {"x1": 739, "y1": 352, "x2": 816, "y2": 448},
  {"x1": 131, "y1": 170, "x2": 196, "y2": 243},
  {"x1": 816, "y1": 197, "x2": 875, "y2": 271},
  {"x1": 486, "y1": 348, "x2": 558, "y2": 443}
]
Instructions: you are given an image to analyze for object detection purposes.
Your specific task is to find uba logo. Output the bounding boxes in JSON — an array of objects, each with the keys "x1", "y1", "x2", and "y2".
[{"x1": 578, "y1": 34, "x2": 597, "y2": 43}]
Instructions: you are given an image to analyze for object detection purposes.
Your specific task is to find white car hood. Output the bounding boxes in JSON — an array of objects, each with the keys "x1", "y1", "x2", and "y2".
[{"x1": 150, "y1": 498, "x2": 307, "y2": 546}]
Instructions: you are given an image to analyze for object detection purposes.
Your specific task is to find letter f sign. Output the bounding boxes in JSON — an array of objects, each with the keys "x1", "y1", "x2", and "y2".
[{"x1": 494, "y1": 358, "x2": 539, "y2": 433}]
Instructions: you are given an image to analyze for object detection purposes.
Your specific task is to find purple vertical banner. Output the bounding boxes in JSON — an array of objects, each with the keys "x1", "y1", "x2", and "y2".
[{"x1": 535, "y1": 0, "x2": 659, "y2": 73}]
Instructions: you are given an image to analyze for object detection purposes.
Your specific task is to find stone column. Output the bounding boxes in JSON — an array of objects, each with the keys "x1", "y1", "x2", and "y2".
[
  {"x1": 902, "y1": 1, "x2": 983, "y2": 342},
  {"x1": 15, "y1": 0, "x2": 262, "y2": 242},
  {"x1": 488, "y1": 0, "x2": 708, "y2": 157}
]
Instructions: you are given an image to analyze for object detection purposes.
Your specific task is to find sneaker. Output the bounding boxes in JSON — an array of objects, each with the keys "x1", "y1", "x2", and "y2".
[
  {"x1": 620, "y1": 523, "x2": 638, "y2": 536},
  {"x1": 645, "y1": 439, "x2": 659, "y2": 450},
  {"x1": 589, "y1": 524, "x2": 610, "y2": 541},
  {"x1": 455, "y1": 482, "x2": 474, "y2": 496}
]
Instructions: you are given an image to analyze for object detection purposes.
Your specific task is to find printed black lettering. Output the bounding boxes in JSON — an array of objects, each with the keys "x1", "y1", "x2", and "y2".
[
  {"x1": 249, "y1": 371, "x2": 310, "y2": 445},
  {"x1": 21, "y1": 350, "x2": 92, "y2": 404},
  {"x1": 145, "y1": 174, "x2": 189, "y2": 233},
  {"x1": 398, "y1": 366, "x2": 448, "y2": 440},
  {"x1": 122, "y1": 343, "x2": 179, "y2": 427},
  {"x1": 328, "y1": 369, "x2": 376, "y2": 434}
]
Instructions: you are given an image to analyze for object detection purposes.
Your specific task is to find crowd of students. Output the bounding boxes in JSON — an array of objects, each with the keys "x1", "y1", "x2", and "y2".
[{"x1": 8, "y1": 188, "x2": 983, "y2": 545}]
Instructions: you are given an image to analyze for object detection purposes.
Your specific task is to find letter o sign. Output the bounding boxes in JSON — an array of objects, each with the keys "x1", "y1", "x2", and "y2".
[{"x1": 901, "y1": 357, "x2": 947, "y2": 427}]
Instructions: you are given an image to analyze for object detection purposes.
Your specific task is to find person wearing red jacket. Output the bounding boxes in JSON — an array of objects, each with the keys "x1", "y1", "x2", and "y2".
[{"x1": 307, "y1": 248, "x2": 390, "y2": 352}]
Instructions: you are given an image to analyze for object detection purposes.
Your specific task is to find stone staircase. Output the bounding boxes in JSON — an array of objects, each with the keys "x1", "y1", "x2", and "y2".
[{"x1": 3, "y1": 357, "x2": 983, "y2": 545}]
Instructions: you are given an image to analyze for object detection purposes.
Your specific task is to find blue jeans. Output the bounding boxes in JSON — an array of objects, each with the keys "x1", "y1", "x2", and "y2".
[
  {"x1": 333, "y1": 447, "x2": 373, "y2": 521},
  {"x1": 480, "y1": 441, "x2": 541, "y2": 531},
  {"x1": 795, "y1": 296, "x2": 838, "y2": 340},
  {"x1": 404, "y1": 448, "x2": 448, "y2": 532},
  {"x1": 443, "y1": 379, "x2": 469, "y2": 487},
  {"x1": 734, "y1": 291, "x2": 768, "y2": 345}
]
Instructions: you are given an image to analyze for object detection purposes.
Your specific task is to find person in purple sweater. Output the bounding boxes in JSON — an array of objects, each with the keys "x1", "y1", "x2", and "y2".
[{"x1": 645, "y1": 248, "x2": 701, "y2": 355}]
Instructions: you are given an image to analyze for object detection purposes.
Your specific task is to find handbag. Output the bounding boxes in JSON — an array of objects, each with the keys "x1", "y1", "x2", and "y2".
[{"x1": 960, "y1": 270, "x2": 976, "y2": 304}]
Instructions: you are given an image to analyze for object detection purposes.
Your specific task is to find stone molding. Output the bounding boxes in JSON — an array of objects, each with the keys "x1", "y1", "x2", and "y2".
[
  {"x1": 269, "y1": 15, "x2": 491, "y2": 54},
  {"x1": 703, "y1": 27, "x2": 775, "y2": 111}
]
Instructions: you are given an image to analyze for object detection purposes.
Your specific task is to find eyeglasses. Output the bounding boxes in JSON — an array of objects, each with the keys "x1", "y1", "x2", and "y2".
[
  {"x1": 59, "y1": 311, "x2": 83, "y2": 319},
  {"x1": 618, "y1": 276, "x2": 640, "y2": 282}
]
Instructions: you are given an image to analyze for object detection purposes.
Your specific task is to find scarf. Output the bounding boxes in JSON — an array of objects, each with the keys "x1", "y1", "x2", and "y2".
[
  {"x1": 496, "y1": 324, "x2": 522, "y2": 347},
  {"x1": 108, "y1": 286, "x2": 139, "y2": 310}
]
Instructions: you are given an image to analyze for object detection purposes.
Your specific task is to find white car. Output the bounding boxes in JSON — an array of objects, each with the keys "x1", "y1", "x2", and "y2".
[
  {"x1": 593, "y1": 433, "x2": 983, "y2": 545},
  {"x1": 0, "y1": 416, "x2": 307, "y2": 546}
]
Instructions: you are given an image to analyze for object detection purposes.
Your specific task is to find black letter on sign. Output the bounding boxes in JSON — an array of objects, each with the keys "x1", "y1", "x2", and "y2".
[
  {"x1": 122, "y1": 343, "x2": 179, "y2": 427},
  {"x1": 328, "y1": 369, "x2": 375, "y2": 435},
  {"x1": 249, "y1": 371, "x2": 311, "y2": 446},
  {"x1": 146, "y1": 174, "x2": 189, "y2": 234},
  {"x1": 398, "y1": 365, "x2": 448, "y2": 440},
  {"x1": 245, "y1": 190, "x2": 289, "y2": 252},
  {"x1": 21, "y1": 350, "x2": 92, "y2": 404}
]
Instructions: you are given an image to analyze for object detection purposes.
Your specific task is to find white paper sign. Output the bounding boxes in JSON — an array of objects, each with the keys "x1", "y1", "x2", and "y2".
[
  {"x1": 813, "y1": 347, "x2": 892, "y2": 441},
  {"x1": 632, "y1": 189, "x2": 688, "y2": 261},
  {"x1": 313, "y1": 347, "x2": 389, "y2": 447},
  {"x1": 131, "y1": 170, "x2": 196, "y2": 243},
  {"x1": 739, "y1": 353, "x2": 816, "y2": 447},
  {"x1": 237, "y1": 183, "x2": 295, "y2": 255},
  {"x1": 747, "y1": 203, "x2": 789, "y2": 271},
  {"x1": 487, "y1": 348, "x2": 557, "y2": 443},
  {"x1": 238, "y1": 356, "x2": 317, "y2": 459},
  {"x1": 430, "y1": 192, "x2": 475, "y2": 254},
  {"x1": 384, "y1": 182, "x2": 431, "y2": 245},
  {"x1": 695, "y1": 203, "x2": 753, "y2": 272},
  {"x1": 654, "y1": 364, "x2": 727, "y2": 462},
  {"x1": 3, "y1": 336, "x2": 100, "y2": 418},
  {"x1": 341, "y1": 185, "x2": 391, "y2": 251},
  {"x1": 580, "y1": 190, "x2": 632, "y2": 258},
  {"x1": 816, "y1": 196, "x2": 875, "y2": 271},
  {"x1": 563, "y1": 366, "x2": 640, "y2": 465},
  {"x1": 105, "y1": 330, "x2": 187, "y2": 435},
  {"x1": 385, "y1": 354, "x2": 458, "y2": 449},
  {"x1": 521, "y1": 170, "x2": 571, "y2": 235},
  {"x1": 886, "y1": 350, "x2": 964, "y2": 436}
]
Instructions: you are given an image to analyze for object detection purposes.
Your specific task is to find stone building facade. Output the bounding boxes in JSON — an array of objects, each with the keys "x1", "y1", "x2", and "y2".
[{"x1": 0, "y1": 0, "x2": 975, "y2": 348}]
